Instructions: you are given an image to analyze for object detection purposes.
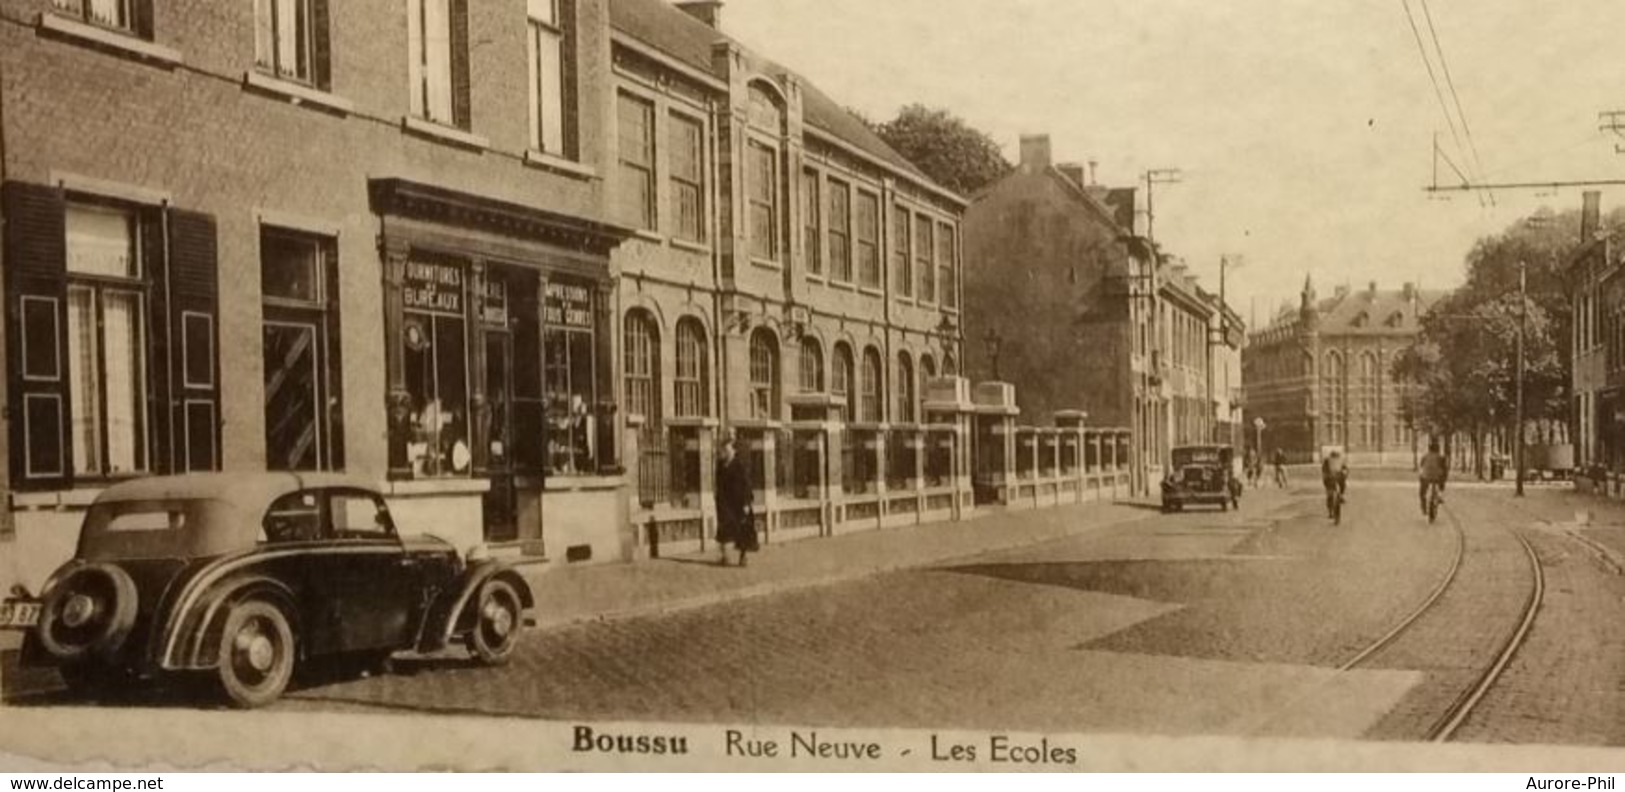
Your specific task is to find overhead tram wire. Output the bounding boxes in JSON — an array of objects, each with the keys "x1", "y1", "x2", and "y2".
[
  {"x1": 1400, "y1": 0, "x2": 1483, "y2": 207},
  {"x1": 1419, "y1": 0, "x2": 1495, "y2": 207}
]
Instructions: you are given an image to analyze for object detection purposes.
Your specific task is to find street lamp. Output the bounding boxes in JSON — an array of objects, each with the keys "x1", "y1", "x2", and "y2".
[{"x1": 1515, "y1": 258, "x2": 1527, "y2": 497}]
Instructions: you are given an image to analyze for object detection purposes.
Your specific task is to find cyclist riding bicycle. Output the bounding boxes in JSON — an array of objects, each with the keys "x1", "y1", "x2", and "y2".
[
  {"x1": 1419, "y1": 441, "x2": 1449, "y2": 516},
  {"x1": 1321, "y1": 449, "x2": 1348, "y2": 518}
]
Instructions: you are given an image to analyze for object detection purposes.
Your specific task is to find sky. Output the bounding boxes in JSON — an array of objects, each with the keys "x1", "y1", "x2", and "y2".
[{"x1": 720, "y1": 0, "x2": 1625, "y2": 325}]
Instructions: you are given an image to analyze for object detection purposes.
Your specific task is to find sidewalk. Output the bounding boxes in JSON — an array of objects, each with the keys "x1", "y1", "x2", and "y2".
[{"x1": 521, "y1": 497, "x2": 1156, "y2": 630}]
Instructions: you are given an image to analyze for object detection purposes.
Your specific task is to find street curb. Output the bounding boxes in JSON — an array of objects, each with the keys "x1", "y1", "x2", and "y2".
[{"x1": 528, "y1": 503, "x2": 1160, "y2": 634}]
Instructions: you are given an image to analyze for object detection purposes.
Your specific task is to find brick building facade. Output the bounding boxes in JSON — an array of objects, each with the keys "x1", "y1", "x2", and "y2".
[{"x1": 1243, "y1": 278, "x2": 1441, "y2": 466}]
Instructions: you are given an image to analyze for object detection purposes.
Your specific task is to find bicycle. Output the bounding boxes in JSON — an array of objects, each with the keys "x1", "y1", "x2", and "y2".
[
  {"x1": 1326, "y1": 477, "x2": 1346, "y2": 525},
  {"x1": 1422, "y1": 480, "x2": 1444, "y2": 524}
]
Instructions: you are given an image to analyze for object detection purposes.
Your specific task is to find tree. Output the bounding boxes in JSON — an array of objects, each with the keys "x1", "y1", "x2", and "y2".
[
  {"x1": 867, "y1": 104, "x2": 1011, "y2": 196},
  {"x1": 1393, "y1": 207, "x2": 1618, "y2": 471}
]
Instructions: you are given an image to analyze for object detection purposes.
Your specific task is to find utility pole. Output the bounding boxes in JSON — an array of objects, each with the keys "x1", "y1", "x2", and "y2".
[
  {"x1": 1515, "y1": 259, "x2": 1526, "y2": 497},
  {"x1": 1144, "y1": 168, "x2": 1183, "y2": 243}
]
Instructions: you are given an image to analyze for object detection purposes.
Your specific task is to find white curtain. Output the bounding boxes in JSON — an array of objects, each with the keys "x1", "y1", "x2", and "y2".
[
  {"x1": 67, "y1": 287, "x2": 101, "y2": 476},
  {"x1": 65, "y1": 204, "x2": 134, "y2": 278},
  {"x1": 102, "y1": 291, "x2": 145, "y2": 474}
]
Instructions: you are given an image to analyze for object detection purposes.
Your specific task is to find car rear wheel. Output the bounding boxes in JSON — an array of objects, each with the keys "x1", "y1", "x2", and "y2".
[
  {"x1": 216, "y1": 600, "x2": 295, "y2": 709},
  {"x1": 465, "y1": 579, "x2": 521, "y2": 666},
  {"x1": 36, "y1": 564, "x2": 138, "y2": 663}
]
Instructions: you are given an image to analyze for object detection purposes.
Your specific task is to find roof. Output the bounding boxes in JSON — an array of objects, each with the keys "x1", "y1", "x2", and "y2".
[
  {"x1": 1315, "y1": 286, "x2": 1447, "y2": 335},
  {"x1": 96, "y1": 472, "x2": 378, "y2": 507},
  {"x1": 608, "y1": 0, "x2": 940, "y2": 191}
]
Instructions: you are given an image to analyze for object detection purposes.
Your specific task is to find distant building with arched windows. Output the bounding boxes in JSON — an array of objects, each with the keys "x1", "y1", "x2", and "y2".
[{"x1": 1242, "y1": 278, "x2": 1446, "y2": 466}]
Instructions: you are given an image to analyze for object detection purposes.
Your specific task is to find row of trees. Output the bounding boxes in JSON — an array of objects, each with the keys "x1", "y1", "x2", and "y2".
[{"x1": 1392, "y1": 208, "x2": 1620, "y2": 473}]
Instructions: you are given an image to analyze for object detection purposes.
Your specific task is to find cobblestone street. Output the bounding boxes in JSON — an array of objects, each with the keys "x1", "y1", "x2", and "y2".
[{"x1": 9, "y1": 478, "x2": 1625, "y2": 749}]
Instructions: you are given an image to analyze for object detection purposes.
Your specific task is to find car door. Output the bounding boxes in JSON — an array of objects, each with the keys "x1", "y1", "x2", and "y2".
[{"x1": 320, "y1": 489, "x2": 418, "y2": 653}]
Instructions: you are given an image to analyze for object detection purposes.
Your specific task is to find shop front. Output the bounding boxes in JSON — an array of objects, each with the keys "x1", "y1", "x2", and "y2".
[{"x1": 370, "y1": 179, "x2": 630, "y2": 560}]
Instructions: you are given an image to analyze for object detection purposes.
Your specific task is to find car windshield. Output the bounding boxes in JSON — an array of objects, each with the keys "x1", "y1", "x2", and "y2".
[{"x1": 78, "y1": 498, "x2": 244, "y2": 560}]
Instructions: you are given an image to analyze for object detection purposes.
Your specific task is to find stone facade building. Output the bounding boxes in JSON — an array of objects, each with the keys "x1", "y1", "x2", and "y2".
[{"x1": 1243, "y1": 278, "x2": 1442, "y2": 465}]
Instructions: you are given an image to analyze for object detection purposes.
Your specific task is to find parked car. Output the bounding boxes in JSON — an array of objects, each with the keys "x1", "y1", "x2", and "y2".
[
  {"x1": 1161, "y1": 445, "x2": 1242, "y2": 512},
  {"x1": 0, "y1": 473, "x2": 535, "y2": 708}
]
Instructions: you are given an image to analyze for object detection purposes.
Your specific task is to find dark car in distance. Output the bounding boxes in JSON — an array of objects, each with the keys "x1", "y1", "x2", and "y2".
[
  {"x1": 0, "y1": 473, "x2": 535, "y2": 708},
  {"x1": 1161, "y1": 445, "x2": 1242, "y2": 512}
]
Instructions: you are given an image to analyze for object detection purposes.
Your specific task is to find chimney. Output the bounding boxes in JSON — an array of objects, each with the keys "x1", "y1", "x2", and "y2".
[
  {"x1": 675, "y1": 0, "x2": 723, "y2": 29},
  {"x1": 1088, "y1": 159, "x2": 1099, "y2": 185},
  {"x1": 1582, "y1": 190, "x2": 1602, "y2": 243},
  {"x1": 1403, "y1": 282, "x2": 1417, "y2": 302},
  {"x1": 1057, "y1": 162, "x2": 1086, "y2": 189},
  {"x1": 1368, "y1": 281, "x2": 1378, "y2": 298},
  {"x1": 1019, "y1": 134, "x2": 1052, "y2": 172}
]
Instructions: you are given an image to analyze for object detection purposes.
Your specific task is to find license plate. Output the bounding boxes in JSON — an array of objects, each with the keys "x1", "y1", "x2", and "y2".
[{"x1": 0, "y1": 598, "x2": 42, "y2": 629}]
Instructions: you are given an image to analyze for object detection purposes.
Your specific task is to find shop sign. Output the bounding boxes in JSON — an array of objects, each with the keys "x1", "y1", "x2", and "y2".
[
  {"x1": 403, "y1": 260, "x2": 464, "y2": 315},
  {"x1": 545, "y1": 281, "x2": 593, "y2": 329},
  {"x1": 482, "y1": 279, "x2": 509, "y2": 326}
]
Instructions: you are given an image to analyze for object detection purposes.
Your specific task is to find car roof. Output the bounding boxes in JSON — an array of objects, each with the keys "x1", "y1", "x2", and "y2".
[{"x1": 95, "y1": 472, "x2": 380, "y2": 507}]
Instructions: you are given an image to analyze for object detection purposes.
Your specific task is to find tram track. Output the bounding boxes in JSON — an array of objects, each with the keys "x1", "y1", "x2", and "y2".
[{"x1": 1332, "y1": 500, "x2": 1545, "y2": 742}]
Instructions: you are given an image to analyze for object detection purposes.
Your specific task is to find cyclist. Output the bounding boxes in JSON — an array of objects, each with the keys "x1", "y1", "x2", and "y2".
[
  {"x1": 1419, "y1": 440, "x2": 1449, "y2": 517},
  {"x1": 1243, "y1": 446, "x2": 1260, "y2": 488},
  {"x1": 1271, "y1": 447, "x2": 1288, "y2": 488},
  {"x1": 1321, "y1": 448, "x2": 1349, "y2": 518}
]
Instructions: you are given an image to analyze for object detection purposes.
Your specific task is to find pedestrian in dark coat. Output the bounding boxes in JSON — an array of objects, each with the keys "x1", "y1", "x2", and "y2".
[{"x1": 714, "y1": 435, "x2": 758, "y2": 566}]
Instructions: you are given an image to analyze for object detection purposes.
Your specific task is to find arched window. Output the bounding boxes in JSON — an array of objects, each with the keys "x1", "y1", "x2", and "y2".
[
  {"x1": 831, "y1": 342, "x2": 854, "y2": 421},
  {"x1": 623, "y1": 311, "x2": 660, "y2": 424},
  {"x1": 1322, "y1": 351, "x2": 1345, "y2": 446},
  {"x1": 861, "y1": 347, "x2": 883, "y2": 423},
  {"x1": 673, "y1": 318, "x2": 708, "y2": 417},
  {"x1": 799, "y1": 337, "x2": 823, "y2": 393},
  {"x1": 748, "y1": 328, "x2": 779, "y2": 420},
  {"x1": 896, "y1": 352, "x2": 916, "y2": 423},
  {"x1": 942, "y1": 353, "x2": 958, "y2": 378},
  {"x1": 1360, "y1": 352, "x2": 1379, "y2": 447},
  {"x1": 919, "y1": 354, "x2": 936, "y2": 380}
]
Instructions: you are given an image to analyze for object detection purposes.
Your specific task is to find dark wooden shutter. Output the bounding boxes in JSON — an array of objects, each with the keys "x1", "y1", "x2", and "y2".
[
  {"x1": 323, "y1": 237, "x2": 345, "y2": 470},
  {"x1": 449, "y1": 0, "x2": 471, "y2": 130},
  {"x1": 3, "y1": 182, "x2": 72, "y2": 490},
  {"x1": 311, "y1": 0, "x2": 333, "y2": 91},
  {"x1": 142, "y1": 210, "x2": 172, "y2": 475},
  {"x1": 165, "y1": 209, "x2": 221, "y2": 473},
  {"x1": 131, "y1": 0, "x2": 155, "y2": 40}
]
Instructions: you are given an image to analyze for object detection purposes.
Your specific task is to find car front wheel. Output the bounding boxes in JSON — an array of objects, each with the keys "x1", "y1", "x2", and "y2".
[
  {"x1": 216, "y1": 600, "x2": 296, "y2": 709},
  {"x1": 465, "y1": 579, "x2": 521, "y2": 666}
]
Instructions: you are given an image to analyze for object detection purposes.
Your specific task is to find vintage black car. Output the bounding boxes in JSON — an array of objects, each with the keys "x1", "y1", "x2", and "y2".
[
  {"x1": 0, "y1": 472, "x2": 536, "y2": 708},
  {"x1": 1161, "y1": 445, "x2": 1242, "y2": 512}
]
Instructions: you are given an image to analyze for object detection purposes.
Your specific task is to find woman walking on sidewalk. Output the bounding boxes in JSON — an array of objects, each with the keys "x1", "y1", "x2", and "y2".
[{"x1": 715, "y1": 434, "x2": 759, "y2": 566}]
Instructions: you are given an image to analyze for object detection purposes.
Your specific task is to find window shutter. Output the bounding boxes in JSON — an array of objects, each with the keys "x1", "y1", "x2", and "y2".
[
  {"x1": 131, "y1": 0, "x2": 155, "y2": 40},
  {"x1": 3, "y1": 182, "x2": 72, "y2": 490},
  {"x1": 450, "y1": 0, "x2": 471, "y2": 130},
  {"x1": 142, "y1": 210, "x2": 172, "y2": 474},
  {"x1": 165, "y1": 209, "x2": 221, "y2": 473},
  {"x1": 311, "y1": 0, "x2": 333, "y2": 91}
]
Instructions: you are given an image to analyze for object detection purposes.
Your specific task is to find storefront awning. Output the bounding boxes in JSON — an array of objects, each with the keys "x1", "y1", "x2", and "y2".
[{"x1": 369, "y1": 178, "x2": 635, "y2": 258}]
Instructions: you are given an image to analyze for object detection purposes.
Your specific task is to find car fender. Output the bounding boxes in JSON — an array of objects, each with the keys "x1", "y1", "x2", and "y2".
[
  {"x1": 165, "y1": 573, "x2": 300, "y2": 671},
  {"x1": 418, "y1": 561, "x2": 535, "y2": 653}
]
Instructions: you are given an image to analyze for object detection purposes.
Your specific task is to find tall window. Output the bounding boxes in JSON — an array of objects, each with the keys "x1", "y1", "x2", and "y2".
[
  {"x1": 896, "y1": 352, "x2": 916, "y2": 423},
  {"x1": 802, "y1": 170, "x2": 821, "y2": 276},
  {"x1": 937, "y1": 222, "x2": 957, "y2": 308},
  {"x1": 827, "y1": 179, "x2": 851, "y2": 281},
  {"x1": 856, "y1": 191, "x2": 880, "y2": 288},
  {"x1": 262, "y1": 228, "x2": 344, "y2": 472},
  {"x1": 799, "y1": 338, "x2": 824, "y2": 393},
  {"x1": 1322, "y1": 351, "x2": 1344, "y2": 446},
  {"x1": 942, "y1": 353, "x2": 957, "y2": 378},
  {"x1": 623, "y1": 311, "x2": 659, "y2": 422},
  {"x1": 915, "y1": 216, "x2": 935, "y2": 303},
  {"x1": 892, "y1": 206, "x2": 912, "y2": 297},
  {"x1": 616, "y1": 93, "x2": 656, "y2": 229},
  {"x1": 408, "y1": 0, "x2": 468, "y2": 128},
  {"x1": 748, "y1": 328, "x2": 779, "y2": 419},
  {"x1": 832, "y1": 343, "x2": 854, "y2": 422},
  {"x1": 860, "y1": 347, "x2": 883, "y2": 423},
  {"x1": 668, "y1": 113, "x2": 704, "y2": 242},
  {"x1": 52, "y1": 0, "x2": 142, "y2": 36},
  {"x1": 919, "y1": 354, "x2": 936, "y2": 380},
  {"x1": 255, "y1": 0, "x2": 329, "y2": 87},
  {"x1": 542, "y1": 278, "x2": 600, "y2": 474},
  {"x1": 65, "y1": 204, "x2": 147, "y2": 478},
  {"x1": 674, "y1": 318, "x2": 708, "y2": 418},
  {"x1": 528, "y1": 0, "x2": 566, "y2": 155},
  {"x1": 747, "y1": 142, "x2": 778, "y2": 261},
  {"x1": 402, "y1": 256, "x2": 471, "y2": 477}
]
